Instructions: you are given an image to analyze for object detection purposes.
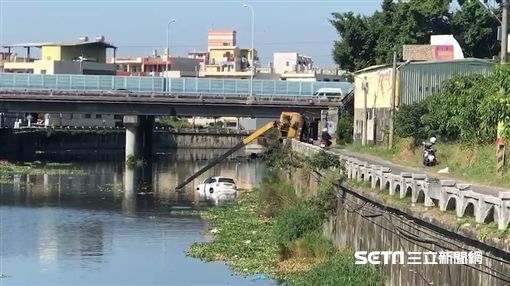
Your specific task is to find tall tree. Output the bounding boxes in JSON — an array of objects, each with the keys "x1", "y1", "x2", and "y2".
[
  {"x1": 331, "y1": 0, "x2": 496, "y2": 71},
  {"x1": 453, "y1": 0, "x2": 500, "y2": 58},
  {"x1": 330, "y1": 12, "x2": 377, "y2": 72}
]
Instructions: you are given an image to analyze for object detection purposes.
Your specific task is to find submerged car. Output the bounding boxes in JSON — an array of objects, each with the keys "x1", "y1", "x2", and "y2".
[{"x1": 196, "y1": 176, "x2": 237, "y2": 200}]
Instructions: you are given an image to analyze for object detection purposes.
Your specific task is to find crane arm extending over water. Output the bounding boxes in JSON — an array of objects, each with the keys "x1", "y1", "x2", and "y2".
[{"x1": 174, "y1": 112, "x2": 302, "y2": 191}]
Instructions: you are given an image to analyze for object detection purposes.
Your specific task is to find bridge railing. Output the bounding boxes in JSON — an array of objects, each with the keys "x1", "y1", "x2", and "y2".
[{"x1": 0, "y1": 73, "x2": 352, "y2": 97}]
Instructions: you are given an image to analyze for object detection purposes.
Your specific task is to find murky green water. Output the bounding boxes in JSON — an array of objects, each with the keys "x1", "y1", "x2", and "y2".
[{"x1": 0, "y1": 150, "x2": 274, "y2": 285}]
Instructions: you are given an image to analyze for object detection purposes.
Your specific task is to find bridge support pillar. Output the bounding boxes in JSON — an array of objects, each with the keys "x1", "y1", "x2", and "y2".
[
  {"x1": 124, "y1": 115, "x2": 139, "y2": 163},
  {"x1": 140, "y1": 115, "x2": 154, "y2": 163},
  {"x1": 123, "y1": 115, "x2": 154, "y2": 165}
]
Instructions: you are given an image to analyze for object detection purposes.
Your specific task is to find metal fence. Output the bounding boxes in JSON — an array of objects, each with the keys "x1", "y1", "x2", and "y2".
[{"x1": 0, "y1": 73, "x2": 352, "y2": 97}]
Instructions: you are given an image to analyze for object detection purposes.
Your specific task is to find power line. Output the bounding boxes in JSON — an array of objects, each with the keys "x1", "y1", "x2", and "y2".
[
  {"x1": 334, "y1": 183, "x2": 510, "y2": 282},
  {"x1": 312, "y1": 171, "x2": 510, "y2": 281},
  {"x1": 338, "y1": 193, "x2": 510, "y2": 283}
]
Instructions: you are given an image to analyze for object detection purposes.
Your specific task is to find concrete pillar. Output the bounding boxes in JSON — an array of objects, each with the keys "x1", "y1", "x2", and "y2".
[
  {"x1": 124, "y1": 114, "x2": 154, "y2": 165},
  {"x1": 123, "y1": 167, "x2": 137, "y2": 215},
  {"x1": 124, "y1": 115, "x2": 139, "y2": 163},
  {"x1": 320, "y1": 110, "x2": 327, "y2": 132}
]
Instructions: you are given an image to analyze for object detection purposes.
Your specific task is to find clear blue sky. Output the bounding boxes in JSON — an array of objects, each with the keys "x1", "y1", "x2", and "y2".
[{"x1": 0, "y1": 0, "x2": 380, "y2": 67}]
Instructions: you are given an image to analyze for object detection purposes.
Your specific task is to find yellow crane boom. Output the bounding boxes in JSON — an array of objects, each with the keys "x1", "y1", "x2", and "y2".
[{"x1": 174, "y1": 112, "x2": 302, "y2": 191}]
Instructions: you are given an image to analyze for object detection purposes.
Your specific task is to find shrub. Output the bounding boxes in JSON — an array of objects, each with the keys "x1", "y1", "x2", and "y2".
[
  {"x1": 125, "y1": 154, "x2": 136, "y2": 169},
  {"x1": 394, "y1": 101, "x2": 428, "y2": 143},
  {"x1": 394, "y1": 67, "x2": 510, "y2": 144},
  {"x1": 288, "y1": 232, "x2": 333, "y2": 260},
  {"x1": 263, "y1": 141, "x2": 302, "y2": 171},
  {"x1": 306, "y1": 150, "x2": 340, "y2": 171},
  {"x1": 306, "y1": 178, "x2": 339, "y2": 222},
  {"x1": 336, "y1": 110, "x2": 353, "y2": 145},
  {"x1": 258, "y1": 173, "x2": 299, "y2": 218},
  {"x1": 273, "y1": 204, "x2": 322, "y2": 244}
]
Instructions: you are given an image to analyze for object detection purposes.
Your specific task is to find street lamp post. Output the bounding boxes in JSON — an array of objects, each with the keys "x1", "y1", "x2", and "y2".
[
  {"x1": 243, "y1": 4, "x2": 255, "y2": 97},
  {"x1": 166, "y1": 19, "x2": 176, "y2": 78}
]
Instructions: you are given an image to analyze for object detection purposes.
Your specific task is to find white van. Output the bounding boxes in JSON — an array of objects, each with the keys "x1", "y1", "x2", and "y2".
[{"x1": 313, "y1": 88, "x2": 343, "y2": 100}]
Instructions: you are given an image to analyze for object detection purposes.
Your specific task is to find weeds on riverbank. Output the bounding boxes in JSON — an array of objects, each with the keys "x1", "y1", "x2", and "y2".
[
  {"x1": 188, "y1": 149, "x2": 384, "y2": 285},
  {"x1": 0, "y1": 160, "x2": 86, "y2": 184},
  {"x1": 187, "y1": 191, "x2": 280, "y2": 275},
  {"x1": 343, "y1": 138, "x2": 510, "y2": 188}
]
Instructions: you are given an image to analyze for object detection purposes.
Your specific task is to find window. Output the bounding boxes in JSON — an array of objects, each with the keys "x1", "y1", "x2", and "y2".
[
  {"x1": 114, "y1": 115, "x2": 122, "y2": 120},
  {"x1": 40, "y1": 70, "x2": 46, "y2": 74},
  {"x1": 218, "y1": 178, "x2": 235, "y2": 184},
  {"x1": 70, "y1": 113, "x2": 74, "y2": 119},
  {"x1": 226, "y1": 121, "x2": 237, "y2": 128},
  {"x1": 96, "y1": 114, "x2": 102, "y2": 119},
  {"x1": 286, "y1": 61, "x2": 289, "y2": 67},
  {"x1": 84, "y1": 114, "x2": 91, "y2": 119}
]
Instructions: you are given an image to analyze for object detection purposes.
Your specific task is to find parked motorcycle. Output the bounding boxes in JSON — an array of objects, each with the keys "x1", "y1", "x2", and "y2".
[{"x1": 422, "y1": 137, "x2": 437, "y2": 167}]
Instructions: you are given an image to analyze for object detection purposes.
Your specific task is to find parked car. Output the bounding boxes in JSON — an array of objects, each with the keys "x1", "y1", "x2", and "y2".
[{"x1": 196, "y1": 176, "x2": 237, "y2": 200}]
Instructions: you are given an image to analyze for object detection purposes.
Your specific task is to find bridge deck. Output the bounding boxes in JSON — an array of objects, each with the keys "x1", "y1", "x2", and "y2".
[{"x1": 0, "y1": 72, "x2": 352, "y2": 97}]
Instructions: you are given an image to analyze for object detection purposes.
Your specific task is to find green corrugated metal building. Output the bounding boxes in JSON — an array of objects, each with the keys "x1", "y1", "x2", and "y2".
[
  {"x1": 353, "y1": 58, "x2": 495, "y2": 144},
  {"x1": 398, "y1": 58, "x2": 494, "y2": 105}
]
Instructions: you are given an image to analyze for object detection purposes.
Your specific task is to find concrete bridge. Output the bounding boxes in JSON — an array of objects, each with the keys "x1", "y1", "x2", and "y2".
[
  {"x1": 0, "y1": 72, "x2": 350, "y2": 117},
  {"x1": 0, "y1": 73, "x2": 351, "y2": 161},
  {"x1": 0, "y1": 88, "x2": 339, "y2": 118},
  {"x1": 290, "y1": 140, "x2": 510, "y2": 231}
]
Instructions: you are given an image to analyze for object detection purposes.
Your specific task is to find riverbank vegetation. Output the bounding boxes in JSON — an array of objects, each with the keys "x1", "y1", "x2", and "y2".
[
  {"x1": 188, "y1": 146, "x2": 383, "y2": 285},
  {"x1": 344, "y1": 139, "x2": 510, "y2": 188},
  {"x1": 338, "y1": 65, "x2": 510, "y2": 188},
  {"x1": 0, "y1": 160, "x2": 86, "y2": 184}
]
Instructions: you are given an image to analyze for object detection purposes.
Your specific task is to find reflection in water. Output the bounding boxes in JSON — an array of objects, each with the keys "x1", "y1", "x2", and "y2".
[
  {"x1": 0, "y1": 150, "x2": 272, "y2": 285},
  {"x1": 0, "y1": 150, "x2": 265, "y2": 210}
]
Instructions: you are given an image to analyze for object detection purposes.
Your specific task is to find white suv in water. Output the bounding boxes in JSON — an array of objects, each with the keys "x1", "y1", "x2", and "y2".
[{"x1": 196, "y1": 176, "x2": 237, "y2": 199}]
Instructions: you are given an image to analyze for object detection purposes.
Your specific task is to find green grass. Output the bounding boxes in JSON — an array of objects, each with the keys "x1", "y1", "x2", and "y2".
[
  {"x1": 342, "y1": 139, "x2": 510, "y2": 188},
  {"x1": 187, "y1": 186, "x2": 384, "y2": 285}
]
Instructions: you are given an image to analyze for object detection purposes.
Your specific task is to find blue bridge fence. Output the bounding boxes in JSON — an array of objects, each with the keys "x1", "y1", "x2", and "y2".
[{"x1": 0, "y1": 73, "x2": 352, "y2": 97}]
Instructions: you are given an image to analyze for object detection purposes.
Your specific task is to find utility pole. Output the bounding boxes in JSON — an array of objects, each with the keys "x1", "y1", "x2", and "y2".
[
  {"x1": 362, "y1": 76, "x2": 368, "y2": 146},
  {"x1": 389, "y1": 49, "x2": 397, "y2": 149},
  {"x1": 502, "y1": 0, "x2": 508, "y2": 64},
  {"x1": 497, "y1": 0, "x2": 508, "y2": 176}
]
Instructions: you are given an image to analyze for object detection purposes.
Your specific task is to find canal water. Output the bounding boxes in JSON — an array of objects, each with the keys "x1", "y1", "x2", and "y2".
[{"x1": 0, "y1": 150, "x2": 275, "y2": 285}]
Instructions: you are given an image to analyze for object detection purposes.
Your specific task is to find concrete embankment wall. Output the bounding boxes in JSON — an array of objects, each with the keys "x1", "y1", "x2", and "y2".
[
  {"x1": 287, "y1": 140, "x2": 510, "y2": 286},
  {"x1": 0, "y1": 128, "x2": 258, "y2": 161}
]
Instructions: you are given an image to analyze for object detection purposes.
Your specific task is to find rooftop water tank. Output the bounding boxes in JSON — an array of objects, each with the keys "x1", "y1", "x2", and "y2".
[{"x1": 79, "y1": 36, "x2": 88, "y2": 42}]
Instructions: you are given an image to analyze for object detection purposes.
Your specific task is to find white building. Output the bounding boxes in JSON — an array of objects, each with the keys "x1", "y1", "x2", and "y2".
[{"x1": 273, "y1": 52, "x2": 313, "y2": 74}]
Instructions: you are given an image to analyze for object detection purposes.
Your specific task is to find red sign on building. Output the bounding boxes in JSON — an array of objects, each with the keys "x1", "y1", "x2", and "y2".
[{"x1": 434, "y1": 45, "x2": 454, "y2": 61}]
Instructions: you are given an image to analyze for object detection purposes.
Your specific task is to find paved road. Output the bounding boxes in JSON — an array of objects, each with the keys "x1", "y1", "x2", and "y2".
[{"x1": 335, "y1": 148, "x2": 509, "y2": 196}]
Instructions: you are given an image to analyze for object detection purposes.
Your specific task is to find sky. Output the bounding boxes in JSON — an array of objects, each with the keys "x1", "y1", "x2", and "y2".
[{"x1": 0, "y1": 0, "x2": 381, "y2": 67}]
